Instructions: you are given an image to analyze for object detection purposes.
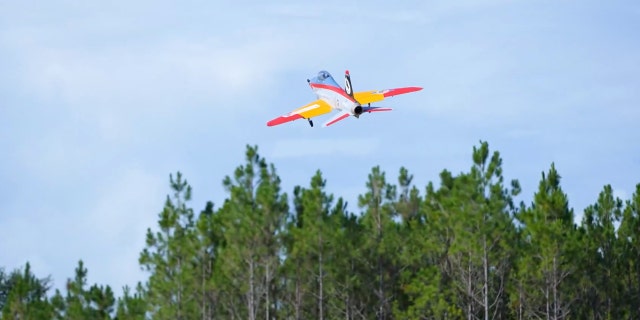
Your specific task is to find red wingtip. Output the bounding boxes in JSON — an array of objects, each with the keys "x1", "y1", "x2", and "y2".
[
  {"x1": 382, "y1": 86, "x2": 423, "y2": 97},
  {"x1": 267, "y1": 114, "x2": 303, "y2": 126}
]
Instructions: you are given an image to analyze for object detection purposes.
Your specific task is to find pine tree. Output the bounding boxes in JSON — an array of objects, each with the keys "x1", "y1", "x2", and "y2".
[
  {"x1": 214, "y1": 145, "x2": 288, "y2": 320},
  {"x1": 1, "y1": 262, "x2": 54, "y2": 319},
  {"x1": 430, "y1": 141, "x2": 519, "y2": 319},
  {"x1": 139, "y1": 171, "x2": 199, "y2": 319},
  {"x1": 282, "y1": 170, "x2": 345, "y2": 319},
  {"x1": 193, "y1": 201, "x2": 222, "y2": 319},
  {"x1": 330, "y1": 197, "x2": 369, "y2": 319},
  {"x1": 0, "y1": 268, "x2": 8, "y2": 311},
  {"x1": 114, "y1": 283, "x2": 147, "y2": 320},
  {"x1": 577, "y1": 185, "x2": 624, "y2": 319},
  {"x1": 618, "y1": 184, "x2": 640, "y2": 317},
  {"x1": 514, "y1": 163, "x2": 577, "y2": 319},
  {"x1": 357, "y1": 165, "x2": 404, "y2": 319},
  {"x1": 47, "y1": 260, "x2": 116, "y2": 319},
  {"x1": 392, "y1": 167, "x2": 462, "y2": 318}
]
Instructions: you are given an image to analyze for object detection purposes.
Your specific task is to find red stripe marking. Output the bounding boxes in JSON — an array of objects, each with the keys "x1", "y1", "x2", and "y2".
[
  {"x1": 382, "y1": 87, "x2": 423, "y2": 97},
  {"x1": 310, "y1": 83, "x2": 356, "y2": 102},
  {"x1": 267, "y1": 114, "x2": 303, "y2": 126},
  {"x1": 325, "y1": 113, "x2": 350, "y2": 126}
]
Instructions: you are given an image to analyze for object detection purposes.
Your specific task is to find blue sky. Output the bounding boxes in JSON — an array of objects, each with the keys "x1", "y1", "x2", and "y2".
[{"x1": 1, "y1": 0, "x2": 639, "y2": 295}]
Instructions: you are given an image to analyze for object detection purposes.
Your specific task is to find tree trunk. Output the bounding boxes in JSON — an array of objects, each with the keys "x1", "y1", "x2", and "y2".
[
  {"x1": 319, "y1": 231, "x2": 324, "y2": 320},
  {"x1": 553, "y1": 255, "x2": 558, "y2": 320},
  {"x1": 248, "y1": 259, "x2": 256, "y2": 320},
  {"x1": 545, "y1": 285, "x2": 550, "y2": 320},
  {"x1": 468, "y1": 255, "x2": 473, "y2": 320},
  {"x1": 295, "y1": 271, "x2": 302, "y2": 320},
  {"x1": 637, "y1": 251, "x2": 640, "y2": 318},
  {"x1": 483, "y1": 237, "x2": 489, "y2": 320},
  {"x1": 202, "y1": 253, "x2": 206, "y2": 320},
  {"x1": 266, "y1": 262, "x2": 270, "y2": 320}
]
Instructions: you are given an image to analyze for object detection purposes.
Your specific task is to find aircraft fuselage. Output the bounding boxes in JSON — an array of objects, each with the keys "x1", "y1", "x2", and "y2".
[{"x1": 308, "y1": 70, "x2": 360, "y2": 116}]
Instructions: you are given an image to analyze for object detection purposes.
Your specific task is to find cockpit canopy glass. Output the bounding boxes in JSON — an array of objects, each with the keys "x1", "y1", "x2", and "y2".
[{"x1": 317, "y1": 70, "x2": 331, "y2": 80}]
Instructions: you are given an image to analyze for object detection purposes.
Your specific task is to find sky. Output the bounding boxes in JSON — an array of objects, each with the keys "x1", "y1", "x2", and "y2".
[{"x1": 1, "y1": 0, "x2": 639, "y2": 296}]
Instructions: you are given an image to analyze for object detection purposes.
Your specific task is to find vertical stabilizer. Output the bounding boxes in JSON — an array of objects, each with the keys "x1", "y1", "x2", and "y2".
[{"x1": 344, "y1": 70, "x2": 355, "y2": 98}]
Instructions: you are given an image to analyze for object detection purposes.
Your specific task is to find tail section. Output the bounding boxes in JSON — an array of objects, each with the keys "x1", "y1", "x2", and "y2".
[{"x1": 344, "y1": 70, "x2": 355, "y2": 98}]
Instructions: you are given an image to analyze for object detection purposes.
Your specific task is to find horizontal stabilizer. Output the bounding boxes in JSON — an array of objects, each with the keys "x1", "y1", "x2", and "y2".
[
  {"x1": 323, "y1": 111, "x2": 350, "y2": 127},
  {"x1": 362, "y1": 106, "x2": 392, "y2": 113}
]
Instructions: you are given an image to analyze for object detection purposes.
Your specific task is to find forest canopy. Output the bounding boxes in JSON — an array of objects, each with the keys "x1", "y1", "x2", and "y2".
[{"x1": 2, "y1": 141, "x2": 639, "y2": 319}]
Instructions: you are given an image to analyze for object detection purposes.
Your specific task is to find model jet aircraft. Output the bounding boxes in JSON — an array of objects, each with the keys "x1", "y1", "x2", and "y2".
[{"x1": 267, "y1": 70, "x2": 422, "y2": 127}]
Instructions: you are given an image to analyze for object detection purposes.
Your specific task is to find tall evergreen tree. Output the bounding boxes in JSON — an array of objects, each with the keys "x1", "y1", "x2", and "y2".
[
  {"x1": 393, "y1": 167, "x2": 462, "y2": 318},
  {"x1": 619, "y1": 183, "x2": 640, "y2": 318},
  {"x1": 47, "y1": 260, "x2": 115, "y2": 320},
  {"x1": 214, "y1": 145, "x2": 288, "y2": 320},
  {"x1": 577, "y1": 184, "x2": 624, "y2": 319},
  {"x1": 0, "y1": 268, "x2": 7, "y2": 312},
  {"x1": 114, "y1": 283, "x2": 147, "y2": 320},
  {"x1": 193, "y1": 201, "x2": 222, "y2": 319},
  {"x1": 429, "y1": 141, "x2": 519, "y2": 319},
  {"x1": 282, "y1": 170, "x2": 344, "y2": 319},
  {"x1": 514, "y1": 163, "x2": 577, "y2": 319},
  {"x1": 618, "y1": 184, "x2": 640, "y2": 317},
  {"x1": 139, "y1": 172, "x2": 199, "y2": 319},
  {"x1": 330, "y1": 197, "x2": 369, "y2": 319},
  {"x1": 357, "y1": 165, "x2": 404, "y2": 319},
  {"x1": 1, "y1": 262, "x2": 54, "y2": 319}
]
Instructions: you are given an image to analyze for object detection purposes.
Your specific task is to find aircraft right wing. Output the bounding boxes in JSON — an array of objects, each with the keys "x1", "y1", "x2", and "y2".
[
  {"x1": 353, "y1": 87, "x2": 423, "y2": 105},
  {"x1": 267, "y1": 99, "x2": 332, "y2": 126}
]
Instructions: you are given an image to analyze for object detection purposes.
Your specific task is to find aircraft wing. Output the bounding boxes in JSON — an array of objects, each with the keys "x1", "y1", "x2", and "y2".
[
  {"x1": 267, "y1": 99, "x2": 332, "y2": 126},
  {"x1": 353, "y1": 87, "x2": 422, "y2": 105}
]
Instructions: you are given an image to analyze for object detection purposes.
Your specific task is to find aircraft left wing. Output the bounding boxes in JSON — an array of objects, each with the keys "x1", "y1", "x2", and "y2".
[
  {"x1": 267, "y1": 99, "x2": 332, "y2": 126},
  {"x1": 354, "y1": 87, "x2": 422, "y2": 105}
]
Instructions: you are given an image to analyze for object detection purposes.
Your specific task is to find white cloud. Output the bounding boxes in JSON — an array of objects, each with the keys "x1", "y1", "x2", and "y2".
[
  {"x1": 1, "y1": 0, "x2": 639, "y2": 300},
  {"x1": 13, "y1": 37, "x2": 291, "y2": 109}
]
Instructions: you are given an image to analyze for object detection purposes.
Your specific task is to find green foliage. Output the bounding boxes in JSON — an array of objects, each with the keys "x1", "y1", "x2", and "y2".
[
  {"x1": 139, "y1": 171, "x2": 200, "y2": 319},
  {"x1": 53, "y1": 260, "x2": 117, "y2": 319},
  {"x1": 1, "y1": 263, "x2": 53, "y2": 319},
  {"x1": 514, "y1": 163, "x2": 577, "y2": 319},
  {"x1": 618, "y1": 184, "x2": 640, "y2": 317},
  {"x1": 214, "y1": 145, "x2": 289, "y2": 320},
  {"x1": 576, "y1": 184, "x2": 626, "y2": 319},
  {"x1": 2, "y1": 141, "x2": 639, "y2": 319},
  {"x1": 114, "y1": 283, "x2": 147, "y2": 320},
  {"x1": 281, "y1": 170, "x2": 347, "y2": 319}
]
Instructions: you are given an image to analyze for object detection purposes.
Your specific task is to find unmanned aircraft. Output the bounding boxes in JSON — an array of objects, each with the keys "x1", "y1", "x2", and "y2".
[{"x1": 267, "y1": 70, "x2": 422, "y2": 127}]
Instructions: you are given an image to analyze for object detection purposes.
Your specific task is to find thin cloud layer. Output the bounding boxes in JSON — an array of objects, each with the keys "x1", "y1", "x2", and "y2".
[{"x1": 1, "y1": 0, "x2": 638, "y2": 296}]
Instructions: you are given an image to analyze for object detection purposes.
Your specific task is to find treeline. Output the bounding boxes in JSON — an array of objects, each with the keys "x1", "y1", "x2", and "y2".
[{"x1": 1, "y1": 142, "x2": 639, "y2": 319}]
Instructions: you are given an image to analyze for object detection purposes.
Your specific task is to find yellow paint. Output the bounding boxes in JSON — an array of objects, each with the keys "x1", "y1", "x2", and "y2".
[
  {"x1": 353, "y1": 91, "x2": 385, "y2": 104},
  {"x1": 293, "y1": 99, "x2": 332, "y2": 119}
]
